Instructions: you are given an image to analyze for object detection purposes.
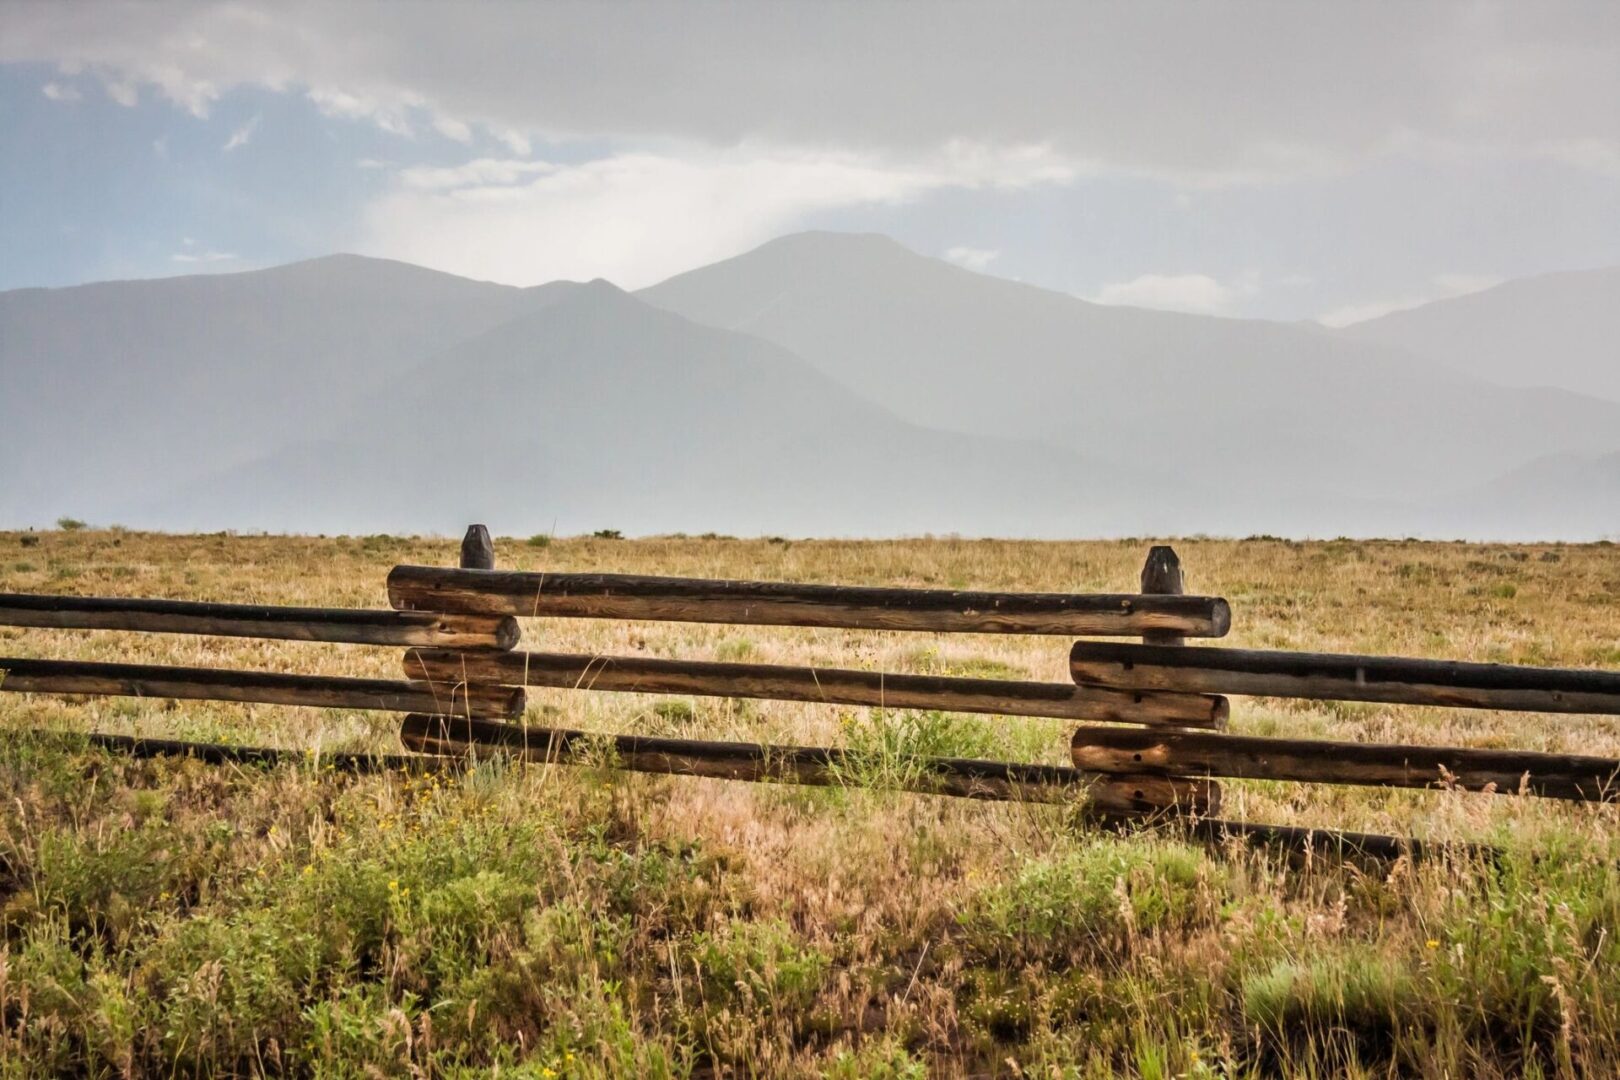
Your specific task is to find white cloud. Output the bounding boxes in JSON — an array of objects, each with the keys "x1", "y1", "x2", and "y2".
[
  {"x1": 1316, "y1": 272, "x2": 1504, "y2": 326},
  {"x1": 223, "y1": 114, "x2": 260, "y2": 152},
  {"x1": 40, "y1": 80, "x2": 80, "y2": 102},
  {"x1": 945, "y1": 246, "x2": 1000, "y2": 271},
  {"x1": 397, "y1": 158, "x2": 556, "y2": 190},
  {"x1": 307, "y1": 87, "x2": 416, "y2": 136},
  {"x1": 1431, "y1": 272, "x2": 1504, "y2": 295},
  {"x1": 172, "y1": 250, "x2": 238, "y2": 264},
  {"x1": 432, "y1": 115, "x2": 473, "y2": 142},
  {"x1": 1316, "y1": 300, "x2": 1414, "y2": 328},
  {"x1": 1090, "y1": 273, "x2": 1254, "y2": 315},
  {"x1": 138, "y1": 64, "x2": 219, "y2": 117},
  {"x1": 496, "y1": 129, "x2": 533, "y2": 156},
  {"x1": 7, "y1": 2, "x2": 1617, "y2": 185},
  {"x1": 94, "y1": 65, "x2": 218, "y2": 116},
  {"x1": 359, "y1": 143, "x2": 1073, "y2": 288},
  {"x1": 103, "y1": 79, "x2": 137, "y2": 107}
]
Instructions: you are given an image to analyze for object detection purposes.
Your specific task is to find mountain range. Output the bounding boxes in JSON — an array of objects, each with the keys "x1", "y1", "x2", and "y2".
[{"x1": 3, "y1": 233, "x2": 1617, "y2": 539}]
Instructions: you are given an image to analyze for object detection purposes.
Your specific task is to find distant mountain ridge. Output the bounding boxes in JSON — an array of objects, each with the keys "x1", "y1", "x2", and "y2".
[
  {"x1": 1447, "y1": 451, "x2": 1620, "y2": 541},
  {"x1": 143, "y1": 279, "x2": 1184, "y2": 537},
  {"x1": 640, "y1": 233, "x2": 1620, "y2": 532},
  {"x1": 1336, "y1": 266, "x2": 1620, "y2": 404},
  {"x1": 0, "y1": 255, "x2": 535, "y2": 524},
  {"x1": 3, "y1": 236, "x2": 1619, "y2": 539}
]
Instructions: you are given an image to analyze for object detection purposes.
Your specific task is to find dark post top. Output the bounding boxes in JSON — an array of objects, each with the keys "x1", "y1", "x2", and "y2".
[
  {"x1": 460, "y1": 524, "x2": 495, "y2": 570},
  {"x1": 1141, "y1": 545, "x2": 1184, "y2": 595},
  {"x1": 1141, "y1": 545, "x2": 1185, "y2": 647}
]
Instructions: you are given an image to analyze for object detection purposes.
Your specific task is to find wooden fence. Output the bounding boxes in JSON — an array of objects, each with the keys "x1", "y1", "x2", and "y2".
[{"x1": 3, "y1": 525, "x2": 1617, "y2": 859}]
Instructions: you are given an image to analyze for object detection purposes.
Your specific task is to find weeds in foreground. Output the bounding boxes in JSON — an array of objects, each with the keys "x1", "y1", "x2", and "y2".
[{"x1": 2, "y1": 531, "x2": 1620, "y2": 1075}]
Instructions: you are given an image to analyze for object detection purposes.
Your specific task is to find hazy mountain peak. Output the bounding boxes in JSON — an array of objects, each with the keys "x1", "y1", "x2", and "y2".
[
  {"x1": 1337, "y1": 264, "x2": 1620, "y2": 402},
  {"x1": 250, "y1": 252, "x2": 521, "y2": 291},
  {"x1": 641, "y1": 230, "x2": 1620, "y2": 539},
  {"x1": 754, "y1": 230, "x2": 917, "y2": 256},
  {"x1": 8, "y1": 237, "x2": 1620, "y2": 539},
  {"x1": 0, "y1": 251, "x2": 540, "y2": 524}
]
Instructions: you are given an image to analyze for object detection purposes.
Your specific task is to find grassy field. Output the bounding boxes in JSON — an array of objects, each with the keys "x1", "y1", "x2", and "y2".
[{"x1": 2, "y1": 530, "x2": 1618, "y2": 1077}]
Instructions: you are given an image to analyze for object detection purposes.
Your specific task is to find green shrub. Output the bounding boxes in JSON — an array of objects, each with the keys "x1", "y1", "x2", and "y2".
[
  {"x1": 825, "y1": 1036, "x2": 930, "y2": 1079},
  {"x1": 962, "y1": 838, "x2": 1216, "y2": 965},
  {"x1": 714, "y1": 637, "x2": 756, "y2": 662},
  {"x1": 1242, "y1": 946, "x2": 1417, "y2": 1038},
  {"x1": 688, "y1": 919, "x2": 827, "y2": 1021},
  {"x1": 834, "y1": 709, "x2": 1003, "y2": 791},
  {"x1": 302, "y1": 983, "x2": 421, "y2": 1074},
  {"x1": 1423, "y1": 842, "x2": 1620, "y2": 1057}
]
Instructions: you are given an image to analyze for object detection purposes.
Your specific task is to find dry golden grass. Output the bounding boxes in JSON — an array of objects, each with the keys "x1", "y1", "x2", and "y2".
[{"x1": 2, "y1": 530, "x2": 1618, "y2": 1076}]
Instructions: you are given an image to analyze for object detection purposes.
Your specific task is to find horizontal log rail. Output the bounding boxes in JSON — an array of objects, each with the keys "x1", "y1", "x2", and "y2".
[
  {"x1": 1070, "y1": 642, "x2": 1620, "y2": 714},
  {"x1": 387, "y1": 566, "x2": 1231, "y2": 637},
  {"x1": 1071, "y1": 726, "x2": 1620, "y2": 802},
  {"x1": 1163, "y1": 816, "x2": 1485, "y2": 864},
  {"x1": 18, "y1": 727, "x2": 1454, "y2": 860},
  {"x1": 398, "y1": 714, "x2": 1221, "y2": 815},
  {"x1": 403, "y1": 648, "x2": 1229, "y2": 728},
  {"x1": 0, "y1": 657, "x2": 525, "y2": 718},
  {"x1": 0, "y1": 592, "x2": 518, "y2": 650},
  {"x1": 37, "y1": 729, "x2": 440, "y2": 773}
]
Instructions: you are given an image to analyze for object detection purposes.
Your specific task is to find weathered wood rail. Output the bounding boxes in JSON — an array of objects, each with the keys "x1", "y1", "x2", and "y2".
[
  {"x1": 1069, "y1": 641, "x2": 1620, "y2": 714},
  {"x1": 403, "y1": 647, "x2": 1229, "y2": 728},
  {"x1": 20, "y1": 728, "x2": 1458, "y2": 862},
  {"x1": 0, "y1": 656, "x2": 525, "y2": 718},
  {"x1": 1071, "y1": 726, "x2": 1620, "y2": 802},
  {"x1": 0, "y1": 592, "x2": 518, "y2": 649},
  {"x1": 387, "y1": 565, "x2": 1232, "y2": 637},
  {"x1": 5, "y1": 522, "x2": 1617, "y2": 860},
  {"x1": 400, "y1": 714, "x2": 1221, "y2": 815}
]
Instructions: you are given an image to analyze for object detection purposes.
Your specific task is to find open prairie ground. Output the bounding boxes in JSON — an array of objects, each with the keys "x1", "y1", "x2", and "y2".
[{"x1": 2, "y1": 530, "x2": 1618, "y2": 1077}]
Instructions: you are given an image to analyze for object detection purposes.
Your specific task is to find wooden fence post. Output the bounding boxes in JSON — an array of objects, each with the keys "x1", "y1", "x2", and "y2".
[
  {"x1": 1140, "y1": 545, "x2": 1185, "y2": 647},
  {"x1": 461, "y1": 525, "x2": 495, "y2": 571},
  {"x1": 1126, "y1": 544, "x2": 1222, "y2": 811}
]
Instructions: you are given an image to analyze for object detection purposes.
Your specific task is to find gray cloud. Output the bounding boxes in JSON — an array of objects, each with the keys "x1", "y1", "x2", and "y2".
[{"x1": 5, "y1": 1, "x2": 1619, "y2": 182}]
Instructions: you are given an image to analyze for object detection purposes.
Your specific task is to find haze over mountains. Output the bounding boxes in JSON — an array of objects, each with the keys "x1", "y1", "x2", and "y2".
[
  {"x1": 643, "y1": 235, "x2": 1620, "y2": 512},
  {"x1": 146, "y1": 279, "x2": 1171, "y2": 537},
  {"x1": 3, "y1": 233, "x2": 1617, "y2": 539},
  {"x1": 0, "y1": 256, "x2": 536, "y2": 524},
  {"x1": 1337, "y1": 267, "x2": 1620, "y2": 403}
]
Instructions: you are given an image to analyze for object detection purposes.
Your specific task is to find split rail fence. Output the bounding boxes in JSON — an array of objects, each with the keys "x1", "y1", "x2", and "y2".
[{"x1": 4, "y1": 525, "x2": 1618, "y2": 859}]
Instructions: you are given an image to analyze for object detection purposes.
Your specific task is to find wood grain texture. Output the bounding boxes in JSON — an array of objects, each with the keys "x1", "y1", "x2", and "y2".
[
  {"x1": 1071, "y1": 726, "x2": 1620, "y2": 801},
  {"x1": 1139, "y1": 545, "x2": 1189, "y2": 648},
  {"x1": 386, "y1": 565, "x2": 1232, "y2": 637},
  {"x1": 1070, "y1": 641, "x2": 1620, "y2": 714},
  {"x1": 0, "y1": 593, "x2": 518, "y2": 650},
  {"x1": 399, "y1": 713, "x2": 1220, "y2": 815},
  {"x1": 404, "y1": 648, "x2": 1228, "y2": 727},
  {"x1": 0, "y1": 657, "x2": 524, "y2": 718}
]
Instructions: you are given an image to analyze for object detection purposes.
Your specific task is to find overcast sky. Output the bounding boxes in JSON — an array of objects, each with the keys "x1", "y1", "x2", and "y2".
[{"x1": 3, "y1": 1, "x2": 1618, "y2": 323}]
